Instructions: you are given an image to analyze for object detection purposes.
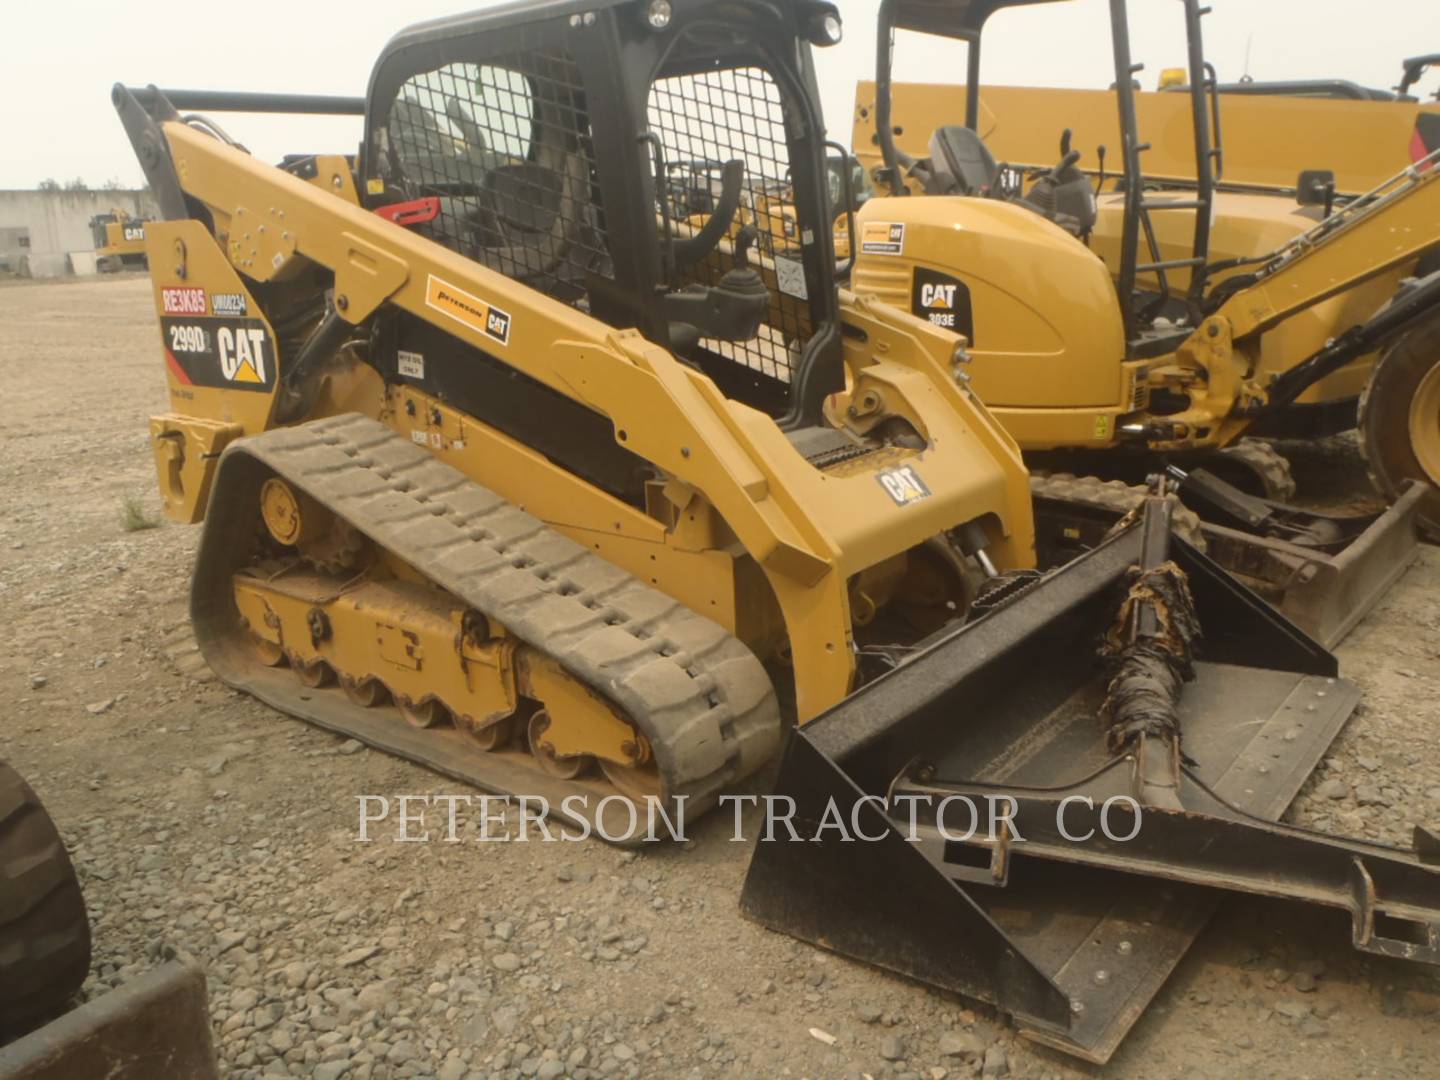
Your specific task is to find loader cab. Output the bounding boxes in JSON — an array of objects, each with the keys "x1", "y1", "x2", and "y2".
[{"x1": 362, "y1": 0, "x2": 847, "y2": 427}]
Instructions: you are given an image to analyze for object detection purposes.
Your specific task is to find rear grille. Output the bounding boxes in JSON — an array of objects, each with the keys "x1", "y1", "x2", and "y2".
[{"x1": 1130, "y1": 372, "x2": 1151, "y2": 411}]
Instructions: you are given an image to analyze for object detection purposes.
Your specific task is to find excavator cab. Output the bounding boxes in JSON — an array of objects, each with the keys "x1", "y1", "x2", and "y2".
[{"x1": 873, "y1": 0, "x2": 1100, "y2": 238}]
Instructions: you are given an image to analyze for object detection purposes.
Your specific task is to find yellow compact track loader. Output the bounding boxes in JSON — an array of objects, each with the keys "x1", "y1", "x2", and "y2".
[
  {"x1": 844, "y1": 0, "x2": 1440, "y2": 645},
  {"x1": 117, "y1": 0, "x2": 1440, "y2": 1062}
]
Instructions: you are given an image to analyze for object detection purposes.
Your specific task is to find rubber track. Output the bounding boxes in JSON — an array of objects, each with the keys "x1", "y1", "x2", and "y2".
[
  {"x1": 1030, "y1": 473, "x2": 1206, "y2": 550},
  {"x1": 0, "y1": 760, "x2": 91, "y2": 1038},
  {"x1": 1216, "y1": 439, "x2": 1297, "y2": 503},
  {"x1": 197, "y1": 415, "x2": 781, "y2": 819}
]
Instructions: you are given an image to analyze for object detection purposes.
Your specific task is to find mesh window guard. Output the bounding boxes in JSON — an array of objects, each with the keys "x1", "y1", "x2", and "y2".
[
  {"x1": 388, "y1": 51, "x2": 611, "y2": 308},
  {"x1": 648, "y1": 66, "x2": 814, "y2": 386}
]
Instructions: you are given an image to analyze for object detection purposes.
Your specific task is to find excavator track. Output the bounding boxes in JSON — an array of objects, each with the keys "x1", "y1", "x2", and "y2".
[
  {"x1": 1213, "y1": 438, "x2": 1298, "y2": 502},
  {"x1": 1029, "y1": 472, "x2": 1206, "y2": 549},
  {"x1": 190, "y1": 414, "x2": 780, "y2": 840}
]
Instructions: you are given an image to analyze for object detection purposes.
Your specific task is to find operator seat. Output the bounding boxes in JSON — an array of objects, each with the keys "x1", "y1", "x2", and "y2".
[
  {"x1": 927, "y1": 125, "x2": 999, "y2": 197},
  {"x1": 469, "y1": 147, "x2": 605, "y2": 302}
]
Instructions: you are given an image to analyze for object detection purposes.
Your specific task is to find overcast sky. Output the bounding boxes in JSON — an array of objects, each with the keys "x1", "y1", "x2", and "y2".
[{"x1": 2, "y1": 0, "x2": 1436, "y2": 189}]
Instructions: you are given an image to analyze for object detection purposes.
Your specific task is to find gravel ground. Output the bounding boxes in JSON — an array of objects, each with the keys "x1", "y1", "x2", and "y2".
[{"x1": 1, "y1": 276, "x2": 1438, "y2": 1079}]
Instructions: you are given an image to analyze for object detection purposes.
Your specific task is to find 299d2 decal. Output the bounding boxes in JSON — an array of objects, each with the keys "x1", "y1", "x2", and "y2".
[{"x1": 161, "y1": 315, "x2": 276, "y2": 392}]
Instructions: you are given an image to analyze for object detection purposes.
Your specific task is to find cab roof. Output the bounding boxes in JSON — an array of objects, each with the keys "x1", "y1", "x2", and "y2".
[{"x1": 887, "y1": 0, "x2": 1070, "y2": 40}]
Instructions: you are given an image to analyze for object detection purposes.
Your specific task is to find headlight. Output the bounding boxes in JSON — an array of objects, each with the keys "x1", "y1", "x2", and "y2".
[
  {"x1": 806, "y1": 9, "x2": 842, "y2": 47},
  {"x1": 643, "y1": 0, "x2": 672, "y2": 30}
]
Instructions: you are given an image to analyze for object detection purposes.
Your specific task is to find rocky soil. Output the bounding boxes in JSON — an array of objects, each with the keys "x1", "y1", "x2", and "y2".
[{"x1": 1, "y1": 277, "x2": 1438, "y2": 1078}]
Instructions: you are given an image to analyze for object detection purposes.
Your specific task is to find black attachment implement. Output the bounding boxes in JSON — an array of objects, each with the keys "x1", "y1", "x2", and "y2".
[
  {"x1": 1032, "y1": 467, "x2": 1427, "y2": 649},
  {"x1": 1096, "y1": 483, "x2": 1196, "y2": 808},
  {"x1": 742, "y1": 516, "x2": 1440, "y2": 1063}
]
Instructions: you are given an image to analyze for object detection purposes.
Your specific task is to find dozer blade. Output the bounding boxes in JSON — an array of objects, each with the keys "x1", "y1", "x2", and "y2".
[
  {"x1": 1175, "y1": 475, "x2": 1422, "y2": 650},
  {"x1": 0, "y1": 961, "x2": 218, "y2": 1080},
  {"x1": 1032, "y1": 474, "x2": 1428, "y2": 648},
  {"x1": 740, "y1": 522, "x2": 1440, "y2": 1063}
]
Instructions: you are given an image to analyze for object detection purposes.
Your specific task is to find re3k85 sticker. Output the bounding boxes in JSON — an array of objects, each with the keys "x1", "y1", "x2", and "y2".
[{"x1": 161, "y1": 316, "x2": 276, "y2": 392}]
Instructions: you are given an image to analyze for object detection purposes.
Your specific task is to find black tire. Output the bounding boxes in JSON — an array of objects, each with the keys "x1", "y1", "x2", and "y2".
[
  {"x1": 1358, "y1": 314, "x2": 1440, "y2": 541},
  {"x1": 0, "y1": 760, "x2": 91, "y2": 1040}
]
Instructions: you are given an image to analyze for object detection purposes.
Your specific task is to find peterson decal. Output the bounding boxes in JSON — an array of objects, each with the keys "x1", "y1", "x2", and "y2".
[
  {"x1": 161, "y1": 287, "x2": 207, "y2": 315},
  {"x1": 859, "y1": 221, "x2": 906, "y2": 256},
  {"x1": 877, "y1": 464, "x2": 931, "y2": 506},
  {"x1": 160, "y1": 316, "x2": 275, "y2": 392},
  {"x1": 911, "y1": 267, "x2": 974, "y2": 343},
  {"x1": 425, "y1": 275, "x2": 512, "y2": 346}
]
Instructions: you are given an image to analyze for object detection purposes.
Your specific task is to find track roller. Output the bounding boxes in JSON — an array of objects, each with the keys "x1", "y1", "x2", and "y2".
[
  {"x1": 340, "y1": 677, "x2": 389, "y2": 708},
  {"x1": 398, "y1": 696, "x2": 450, "y2": 729},
  {"x1": 528, "y1": 709, "x2": 593, "y2": 779}
]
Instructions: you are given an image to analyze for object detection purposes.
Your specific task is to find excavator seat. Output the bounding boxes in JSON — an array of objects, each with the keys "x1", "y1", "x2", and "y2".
[{"x1": 928, "y1": 125, "x2": 999, "y2": 196}]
